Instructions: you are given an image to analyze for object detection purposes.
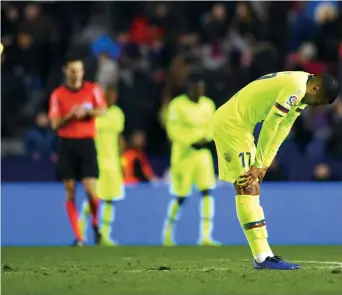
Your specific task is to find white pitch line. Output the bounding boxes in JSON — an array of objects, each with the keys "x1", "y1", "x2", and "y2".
[
  {"x1": 293, "y1": 260, "x2": 342, "y2": 266},
  {"x1": 119, "y1": 267, "x2": 229, "y2": 273}
]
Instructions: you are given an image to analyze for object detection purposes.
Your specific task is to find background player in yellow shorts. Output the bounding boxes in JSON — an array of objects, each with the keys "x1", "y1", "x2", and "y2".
[
  {"x1": 79, "y1": 85, "x2": 125, "y2": 246},
  {"x1": 163, "y1": 75, "x2": 219, "y2": 246},
  {"x1": 213, "y1": 71, "x2": 339, "y2": 270}
]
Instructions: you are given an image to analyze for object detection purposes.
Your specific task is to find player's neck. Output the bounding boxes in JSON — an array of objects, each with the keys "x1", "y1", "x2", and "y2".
[
  {"x1": 65, "y1": 81, "x2": 84, "y2": 91},
  {"x1": 187, "y1": 94, "x2": 200, "y2": 103}
]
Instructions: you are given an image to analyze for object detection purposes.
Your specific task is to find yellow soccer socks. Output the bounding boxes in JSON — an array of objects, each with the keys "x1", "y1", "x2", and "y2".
[
  {"x1": 199, "y1": 194, "x2": 216, "y2": 245},
  {"x1": 99, "y1": 201, "x2": 117, "y2": 246},
  {"x1": 163, "y1": 197, "x2": 185, "y2": 245},
  {"x1": 236, "y1": 194, "x2": 273, "y2": 263},
  {"x1": 79, "y1": 200, "x2": 117, "y2": 245}
]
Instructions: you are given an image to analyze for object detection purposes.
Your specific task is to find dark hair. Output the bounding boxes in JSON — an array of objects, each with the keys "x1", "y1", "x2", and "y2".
[
  {"x1": 187, "y1": 71, "x2": 204, "y2": 84},
  {"x1": 64, "y1": 55, "x2": 83, "y2": 66},
  {"x1": 320, "y1": 74, "x2": 340, "y2": 104}
]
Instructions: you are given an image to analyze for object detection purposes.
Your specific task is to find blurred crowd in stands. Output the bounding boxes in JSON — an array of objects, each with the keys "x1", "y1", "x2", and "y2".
[{"x1": 1, "y1": 1, "x2": 342, "y2": 181}]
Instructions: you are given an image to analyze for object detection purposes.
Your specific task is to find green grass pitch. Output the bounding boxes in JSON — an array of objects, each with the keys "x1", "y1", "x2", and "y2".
[{"x1": 2, "y1": 246, "x2": 342, "y2": 295}]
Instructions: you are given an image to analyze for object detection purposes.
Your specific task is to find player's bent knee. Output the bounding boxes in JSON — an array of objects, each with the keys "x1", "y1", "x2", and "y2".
[
  {"x1": 234, "y1": 182, "x2": 260, "y2": 196},
  {"x1": 177, "y1": 197, "x2": 186, "y2": 206}
]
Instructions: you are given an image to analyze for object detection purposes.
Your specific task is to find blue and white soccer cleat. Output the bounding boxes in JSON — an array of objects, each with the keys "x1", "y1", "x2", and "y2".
[{"x1": 253, "y1": 256, "x2": 301, "y2": 270}]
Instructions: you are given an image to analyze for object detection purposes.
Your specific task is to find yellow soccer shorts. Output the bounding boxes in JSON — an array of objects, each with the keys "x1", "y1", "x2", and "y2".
[
  {"x1": 97, "y1": 164, "x2": 125, "y2": 201},
  {"x1": 213, "y1": 121, "x2": 256, "y2": 184},
  {"x1": 170, "y1": 149, "x2": 216, "y2": 196}
]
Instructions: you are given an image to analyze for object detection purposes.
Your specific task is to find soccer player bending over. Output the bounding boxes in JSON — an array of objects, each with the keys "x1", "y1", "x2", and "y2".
[
  {"x1": 213, "y1": 71, "x2": 339, "y2": 269},
  {"x1": 79, "y1": 85, "x2": 125, "y2": 245},
  {"x1": 163, "y1": 75, "x2": 219, "y2": 246}
]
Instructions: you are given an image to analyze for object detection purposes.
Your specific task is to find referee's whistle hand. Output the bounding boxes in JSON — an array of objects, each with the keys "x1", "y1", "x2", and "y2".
[{"x1": 74, "y1": 108, "x2": 87, "y2": 119}]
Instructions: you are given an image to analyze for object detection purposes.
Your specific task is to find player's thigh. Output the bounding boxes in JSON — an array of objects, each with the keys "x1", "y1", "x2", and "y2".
[
  {"x1": 170, "y1": 162, "x2": 195, "y2": 197},
  {"x1": 57, "y1": 138, "x2": 79, "y2": 180},
  {"x1": 214, "y1": 135, "x2": 256, "y2": 183},
  {"x1": 79, "y1": 138, "x2": 99, "y2": 179},
  {"x1": 194, "y1": 150, "x2": 216, "y2": 191},
  {"x1": 97, "y1": 167, "x2": 124, "y2": 201}
]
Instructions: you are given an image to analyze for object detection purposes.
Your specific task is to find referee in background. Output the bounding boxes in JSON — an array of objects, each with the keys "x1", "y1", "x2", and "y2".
[{"x1": 49, "y1": 56, "x2": 107, "y2": 246}]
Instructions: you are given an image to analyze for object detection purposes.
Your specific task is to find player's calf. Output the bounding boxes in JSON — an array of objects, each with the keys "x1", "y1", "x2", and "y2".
[
  {"x1": 199, "y1": 189, "x2": 219, "y2": 245},
  {"x1": 99, "y1": 200, "x2": 118, "y2": 246},
  {"x1": 234, "y1": 181, "x2": 299, "y2": 269},
  {"x1": 83, "y1": 178, "x2": 101, "y2": 244},
  {"x1": 163, "y1": 196, "x2": 187, "y2": 245},
  {"x1": 64, "y1": 180, "x2": 83, "y2": 244},
  {"x1": 79, "y1": 200, "x2": 90, "y2": 241},
  {"x1": 234, "y1": 181, "x2": 274, "y2": 262}
]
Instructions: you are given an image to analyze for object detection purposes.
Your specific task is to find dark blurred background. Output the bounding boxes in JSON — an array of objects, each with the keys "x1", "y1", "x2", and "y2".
[{"x1": 1, "y1": 1, "x2": 342, "y2": 182}]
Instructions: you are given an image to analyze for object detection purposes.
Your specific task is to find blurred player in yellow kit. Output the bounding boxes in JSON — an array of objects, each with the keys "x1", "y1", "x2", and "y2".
[
  {"x1": 79, "y1": 85, "x2": 125, "y2": 245},
  {"x1": 163, "y1": 74, "x2": 219, "y2": 246},
  {"x1": 213, "y1": 71, "x2": 339, "y2": 269}
]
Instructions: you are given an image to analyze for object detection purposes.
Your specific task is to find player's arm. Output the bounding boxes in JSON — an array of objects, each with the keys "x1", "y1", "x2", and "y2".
[
  {"x1": 243, "y1": 107, "x2": 289, "y2": 188},
  {"x1": 204, "y1": 99, "x2": 216, "y2": 142},
  {"x1": 112, "y1": 109, "x2": 125, "y2": 134},
  {"x1": 253, "y1": 110, "x2": 285, "y2": 168},
  {"x1": 118, "y1": 111, "x2": 126, "y2": 160},
  {"x1": 254, "y1": 86, "x2": 304, "y2": 168},
  {"x1": 166, "y1": 101, "x2": 204, "y2": 146},
  {"x1": 49, "y1": 91, "x2": 74, "y2": 131},
  {"x1": 263, "y1": 105, "x2": 306, "y2": 167}
]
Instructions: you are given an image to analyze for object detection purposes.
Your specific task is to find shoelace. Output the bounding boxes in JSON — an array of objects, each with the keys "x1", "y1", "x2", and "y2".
[{"x1": 267, "y1": 255, "x2": 283, "y2": 263}]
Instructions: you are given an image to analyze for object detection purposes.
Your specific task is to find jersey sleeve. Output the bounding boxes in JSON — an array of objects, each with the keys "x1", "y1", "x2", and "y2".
[
  {"x1": 205, "y1": 99, "x2": 216, "y2": 141},
  {"x1": 49, "y1": 90, "x2": 61, "y2": 119},
  {"x1": 263, "y1": 105, "x2": 306, "y2": 167},
  {"x1": 92, "y1": 84, "x2": 106, "y2": 107},
  {"x1": 166, "y1": 100, "x2": 204, "y2": 146},
  {"x1": 115, "y1": 108, "x2": 125, "y2": 134},
  {"x1": 273, "y1": 79, "x2": 306, "y2": 117},
  {"x1": 255, "y1": 103, "x2": 307, "y2": 167}
]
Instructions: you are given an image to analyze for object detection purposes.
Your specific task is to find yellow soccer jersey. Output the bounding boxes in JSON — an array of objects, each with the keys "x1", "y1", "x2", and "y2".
[
  {"x1": 216, "y1": 71, "x2": 310, "y2": 132},
  {"x1": 166, "y1": 94, "x2": 216, "y2": 164},
  {"x1": 213, "y1": 71, "x2": 311, "y2": 173},
  {"x1": 95, "y1": 105, "x2": 125, "y2": 169}
]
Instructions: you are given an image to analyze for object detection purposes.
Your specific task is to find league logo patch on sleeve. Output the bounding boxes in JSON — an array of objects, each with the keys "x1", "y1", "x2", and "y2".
[
  {"x1": 82, "y1": 102, "x2": 94, "y2": 110},
  {"x1": 285, "y1": 95, "x2": 298, "y2": 108}
]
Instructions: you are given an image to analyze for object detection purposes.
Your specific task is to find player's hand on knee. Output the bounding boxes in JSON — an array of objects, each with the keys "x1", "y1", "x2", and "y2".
[
  {"x1": 236, "y1": 175, "x2": 248, "y2": 187},
  {"x1": 235, "y1": 177, "x2": 260, "y2": 195},
  {"x1": 244, "y1": 166, "x2": 267, "y2": 189}
]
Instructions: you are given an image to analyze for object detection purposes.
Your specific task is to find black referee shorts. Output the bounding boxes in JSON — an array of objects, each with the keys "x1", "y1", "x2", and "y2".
[{"x1": 57, "y1": 138, "x2": 99, "y2": 181}]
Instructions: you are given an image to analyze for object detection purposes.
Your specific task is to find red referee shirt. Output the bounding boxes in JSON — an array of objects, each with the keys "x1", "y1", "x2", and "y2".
[{"x1": 49, "y1": 82, "x2": 106, "y2": 138}]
